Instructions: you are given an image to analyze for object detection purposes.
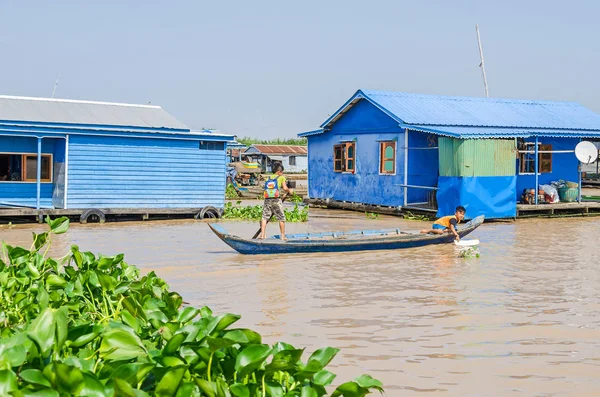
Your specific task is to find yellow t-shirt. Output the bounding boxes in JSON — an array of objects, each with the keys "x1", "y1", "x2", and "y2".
[{"x1": 269, "y1": 174, "x2": 286, "y2": 190}]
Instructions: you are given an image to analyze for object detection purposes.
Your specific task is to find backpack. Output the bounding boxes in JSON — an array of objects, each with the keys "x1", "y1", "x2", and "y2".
[{"x1": 263, "y1": 175, "x2": 280, "y2": 198}]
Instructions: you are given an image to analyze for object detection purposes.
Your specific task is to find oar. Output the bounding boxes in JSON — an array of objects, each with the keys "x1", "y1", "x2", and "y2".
[{"x1": 251, "y1": 194, "x2": 288, "y2": 239}]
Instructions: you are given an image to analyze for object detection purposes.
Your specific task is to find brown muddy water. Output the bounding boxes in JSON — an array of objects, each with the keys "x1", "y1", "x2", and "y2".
[{"x1": 1, "y1": 210, "x2": 600, "y2": 396}]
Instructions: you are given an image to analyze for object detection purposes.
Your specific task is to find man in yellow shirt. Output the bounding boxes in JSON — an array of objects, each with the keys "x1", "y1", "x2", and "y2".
[
  {"x1": 259, "y1": 164, "x2": 294, "y2": 240},
  {"x1": 420, "y1": 206, "x2": 466, "y2": 241}
]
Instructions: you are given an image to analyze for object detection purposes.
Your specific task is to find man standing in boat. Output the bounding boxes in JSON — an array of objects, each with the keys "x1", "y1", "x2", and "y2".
[
  {"x1": 259, "y1": 164, "x2": 294, "y2": 240},
  {"x1": 420, "y1": 206, "x2": 466, "y2": 241}
]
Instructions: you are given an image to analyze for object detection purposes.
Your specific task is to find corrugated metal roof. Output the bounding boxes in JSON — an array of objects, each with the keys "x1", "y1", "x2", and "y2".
[
  {"x1": 313, "y1": 89, "x2": 600, "y2": 138},
  {"x1": 405, "y1": 124, "x2": 600, "y2": 139},
  {"x1": 245, "y1": 145, "x2": 308, "y2": 155},
  {"x1": 0, "y1": 95, "x2": 189, "y2": 130}
]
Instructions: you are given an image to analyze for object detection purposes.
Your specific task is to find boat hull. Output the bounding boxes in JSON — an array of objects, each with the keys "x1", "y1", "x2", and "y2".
[{"x1": 208, "y1": 216, "x2": 484, "y2": 255}]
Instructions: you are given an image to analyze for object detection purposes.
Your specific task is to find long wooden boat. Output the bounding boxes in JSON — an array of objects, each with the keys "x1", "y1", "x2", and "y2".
[{"x1": 208, "y1": 215, "x2": 484, "y2": 255}]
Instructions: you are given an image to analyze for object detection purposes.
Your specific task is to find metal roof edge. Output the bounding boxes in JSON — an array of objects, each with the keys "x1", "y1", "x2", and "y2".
[
  {"x1": 298, "y1": 129, "x2": 324, "y2": 137},
  {"x1": 0, "y1": 119, "x2": 190, "y2": 133},
  {"x1": 0, "y1": 94, "x2": 162, "y2": 109}
]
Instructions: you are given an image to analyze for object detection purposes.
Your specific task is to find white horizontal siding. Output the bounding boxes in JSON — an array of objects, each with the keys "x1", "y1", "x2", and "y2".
[{"x1": 67, "y1": 135, "x2": 226, "y2": 209}]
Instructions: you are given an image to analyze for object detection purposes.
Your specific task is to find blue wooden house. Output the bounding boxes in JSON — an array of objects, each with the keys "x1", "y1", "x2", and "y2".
[
  {"x1": 0, "y1": 95, "x2": 233, "y2": 214},
  {"x1": 299, "y1": 89, "x2": 600, "y2": 219}
]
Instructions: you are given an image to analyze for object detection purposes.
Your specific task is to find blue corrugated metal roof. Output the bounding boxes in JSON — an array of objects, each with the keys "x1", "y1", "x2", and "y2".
[
  {"x1": 312, "y1": 89, "x2": 600, "y2": 139},
  {"x1": 403, "y1": 124, "x2": 600, "y2": 139}
]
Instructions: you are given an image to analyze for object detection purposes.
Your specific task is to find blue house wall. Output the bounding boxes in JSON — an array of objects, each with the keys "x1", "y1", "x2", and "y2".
[
  {"x1": 307, "y1": 100, "x2": 406, "y2": 206},
  {"x1": 0, "y1": 136, "x2": 65, "y2": 207},
  {"x1": 515, "y1": 137, "x2": 580, "y2": 199},
  {"x1": 67, "y1": 135, "x2": 227, "y2": 209}
]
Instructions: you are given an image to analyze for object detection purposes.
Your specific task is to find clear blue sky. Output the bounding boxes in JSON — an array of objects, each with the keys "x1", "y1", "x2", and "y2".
[{"x1": 1, "y1": 0, "x2": 598, "y2": 139}]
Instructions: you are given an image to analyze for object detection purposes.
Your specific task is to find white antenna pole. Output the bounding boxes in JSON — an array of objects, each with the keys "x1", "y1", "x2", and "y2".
[
  {"x1": 52, "y1": 72, "x2": 60, "y2": 98},
  {"x1": 476, "y1": 24, "x2": 489, "y2": 97}
]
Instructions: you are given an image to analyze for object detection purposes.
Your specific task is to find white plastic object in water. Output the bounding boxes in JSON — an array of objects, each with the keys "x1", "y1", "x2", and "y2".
[
  {"x1": 454, "y1": 239, "x2": 480, "y2": 247},
  {"x1": 575, "y1": 141, "x2": 598, "y2": 164}
]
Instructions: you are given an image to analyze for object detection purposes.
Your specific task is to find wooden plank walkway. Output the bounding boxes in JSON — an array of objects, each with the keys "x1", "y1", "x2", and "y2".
[
  {"x1": 517, "y1": 201, "x2": 600, "y2": 217},
  {"x1": 0, "y1": 207, "x2": 209, "y2": 224}
]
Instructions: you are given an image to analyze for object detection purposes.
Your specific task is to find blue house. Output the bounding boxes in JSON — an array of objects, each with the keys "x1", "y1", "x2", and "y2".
[
  {"x1": 300, "y1": 90, "x2": 600, "y2": 219},
  {"x1": 0, "y1": 95, "x2": 233, "y2": 215}
]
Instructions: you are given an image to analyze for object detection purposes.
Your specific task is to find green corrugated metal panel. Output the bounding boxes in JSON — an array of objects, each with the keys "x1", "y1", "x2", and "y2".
[{"x1": 439, "y1": 137, "x2": 515, "y2": 177}]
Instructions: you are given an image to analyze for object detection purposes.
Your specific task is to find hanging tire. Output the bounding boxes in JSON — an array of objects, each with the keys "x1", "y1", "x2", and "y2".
[
  {"x1": 195, "y1": 206, "x2": 220, "y2": 220},
  {"x1": 80, "y1": 209, "x2": 105, "y2": 224}
]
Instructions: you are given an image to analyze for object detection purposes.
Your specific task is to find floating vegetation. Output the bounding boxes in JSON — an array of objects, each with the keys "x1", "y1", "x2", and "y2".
[
  {"x1": 223, "y1": 201, "x2": 309, "y2": 222},
  {"x1": 225, "y1": 183, "x2": 240, "y2": 199},
  {"x1": 365, "y1": 212, "x2": 380, "y2": 220},
  {"x1": 457, "y1": 246, "x2": 481, "y2": 258},
  {"x1": 402, "y1": 211, "x2": 434, "y2": 221},
  {"x1": 0, "y1": 217, "x2": 382, "y2": 395}
]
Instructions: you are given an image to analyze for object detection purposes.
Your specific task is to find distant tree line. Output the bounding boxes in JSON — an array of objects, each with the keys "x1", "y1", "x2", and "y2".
[{"x1": 237, "y1": 136, "x2": 307, "y2": 146}]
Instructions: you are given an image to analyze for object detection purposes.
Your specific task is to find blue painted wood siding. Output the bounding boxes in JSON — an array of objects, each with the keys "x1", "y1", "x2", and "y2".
[
  {"x1": 307, "y1": 99, "x2": 406, "y2": 206},
  {"x1": 0, "y1": 136, "x2": 59, "y2": 208},
  {"x1": 67, "y1": 135, "x2": 226, "y2": 209}
]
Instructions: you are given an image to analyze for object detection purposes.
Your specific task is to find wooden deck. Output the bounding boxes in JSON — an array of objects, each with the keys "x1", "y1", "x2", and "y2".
[
  {"x1": 0, "y1": 207, "x2": 216, "y2": 224},
  {"x1": 516, "y1": 201, "x2": 600, "y2": 217}
]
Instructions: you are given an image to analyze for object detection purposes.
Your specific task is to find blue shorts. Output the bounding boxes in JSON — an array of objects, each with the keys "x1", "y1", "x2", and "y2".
[{"x1": 432, "y1": 224, "x2": 447, "y2": 231}]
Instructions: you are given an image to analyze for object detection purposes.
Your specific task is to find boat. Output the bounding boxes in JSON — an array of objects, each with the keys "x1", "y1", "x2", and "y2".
[{"x1": 208, "y1": 215, "x2": 484, "y2": 255}]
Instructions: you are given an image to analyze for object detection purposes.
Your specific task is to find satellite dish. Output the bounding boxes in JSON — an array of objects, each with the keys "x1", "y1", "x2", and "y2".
[{"x1": 575, "y1": 141, "x2": 598, "y2": 164}]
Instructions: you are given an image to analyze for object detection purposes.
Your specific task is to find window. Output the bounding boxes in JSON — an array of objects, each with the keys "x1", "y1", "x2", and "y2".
[
  {"x1": 519, "y1": 143, "x2": 552, "y2": 174},
  {"x1": 199, "y1": 141, "x2": 224, "y2": 150},
  {"x1": 333, "y1": 142, "x2": 356, "y2": 173},
  {"x1": 379, "y1": 141, "x2": 396, "y2": 174},
  {"x1": 0, "y1": 153, "x2": 52, "y2": 182},
  {"x1": 289, "y1": 156, "x2": 296, "y2": 166}
]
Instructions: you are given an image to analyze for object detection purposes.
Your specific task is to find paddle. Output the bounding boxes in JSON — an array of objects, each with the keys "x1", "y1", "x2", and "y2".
[{"x1": 251, "y1": 194, "x2": 288, "y2": 239}]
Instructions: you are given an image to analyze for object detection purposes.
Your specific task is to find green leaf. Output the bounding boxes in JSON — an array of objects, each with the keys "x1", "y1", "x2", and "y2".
[
  {"x1": 99, "y1": 327, "x2": 147, "y2": 361},
  {"x1": 177, "y1": 307, "x2": 200, "y2": 323},
  {"x1": 223, "y1": 329, "x2": 262, "y2": 345},
  {"x1": 54, "y1": 307, "x2": 68, "y2": 352},
  {"x1": 32, "y1": 232, "x2": 49, "y2": 251},
  {"x1": 301, "y1": 386, "x2": 318, "y2": 397},
  {"x1": 164, "y1": 333, "x2": 187, "y2": 355},
  {"x1": 155, "y1": 365, "x2": 187, "y2": 397},
  {"x1": 207, "y1": 313, "x2": 241, "y2": 335},
  {"x1": 19, "y1": 389, "x2": 61, "y2": 397},
  {"x1": 354, "y1": 374, "x2": 383, "y2": 391},
  {"x1": 80, "y1": 373, "x2": 107, "y2": 397},
  {"x1": 265, "y1": 348, "x2": 304, "y2": 373},
  {"x1": 27, "y1": 308, "x2": 56, "y2": 356},
  {"x1": 230, "y1": 383, "x2": 250, "y2": 397},
  {"x1": 53, "y1": 362, "x2": 84, "y2": 394},
  {"x1": 97, "y1": 256, "x2": 114, "y2": 270},
  {"x1": 200, "y1": 306, "x2": 213, "y2": 318},
  {"x1": 307, "y1": 347, "x2": 339, "y2": 369},
  {"x1": 175, "y1": 382, "x2": 197, "y2": 397},
  {"x1": 19, "y1": 369, "x2": 51, "y2": 388},
  {"x1": 46, "y1": 274, "x2": 67, "y2": 289},
  {"x1": 265, "y1": 381, "x2": 284, "y2": 397},
  {"x1": 195, "y1": 379, "x2": 217, "y2": 397},
  {"x1": 48, "y1": 217, "x2": 69, "y2": 234},
  {"x1": 27, "y1": 257, "x2": 42, "y2": 278},
  {"x1": 234, "y1": 344, "x2": 272, "y2": 376},
  {"x1": 330, "y1": 382, "x2": 370, "y2": 397},
  {"x1": 207, "y1": 336, "x2": 236, "y2": 352},
  {"x1": 111, "y1": 363, "x2": 155, "y2": 386},
  {"x1": 9, "y1": 246, "x2": 30, "y2": 265},
  {"x1": 120, "y1": 310, "x2": 141, "y2": 334},
  {"x1": 313, "y1": 370, "x2": 336, "y2": 386},
  {"x1": 113, "y1": 378, "x2": 138, "y2": 397},
  {"x1": 0, "y1": 344, "x2": 27, "y2": 367}
]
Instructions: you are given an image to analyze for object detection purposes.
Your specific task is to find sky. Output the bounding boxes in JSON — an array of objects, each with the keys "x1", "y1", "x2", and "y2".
[{"x1": 0, "y1": 0, "x2": 599, "y2": 139}]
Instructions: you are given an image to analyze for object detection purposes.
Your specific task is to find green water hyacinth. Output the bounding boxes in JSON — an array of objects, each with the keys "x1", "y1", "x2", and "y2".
[{"x1": 0, "y1": 217, "x2": 383, "y2": 396}]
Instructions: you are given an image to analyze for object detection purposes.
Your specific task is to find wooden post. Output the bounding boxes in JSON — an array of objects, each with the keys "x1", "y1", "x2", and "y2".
[
  {"x1": 36, "y1": 137, "x2": 42, "y2": 210},
  {"x1": 534, "y1": 136, "x2": 539, "y2": 205}
]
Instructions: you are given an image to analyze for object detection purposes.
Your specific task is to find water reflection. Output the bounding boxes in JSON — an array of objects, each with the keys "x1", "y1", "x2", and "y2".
[{"x1": 2, "y1": 211, "x2": 600, "y2": 396}]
